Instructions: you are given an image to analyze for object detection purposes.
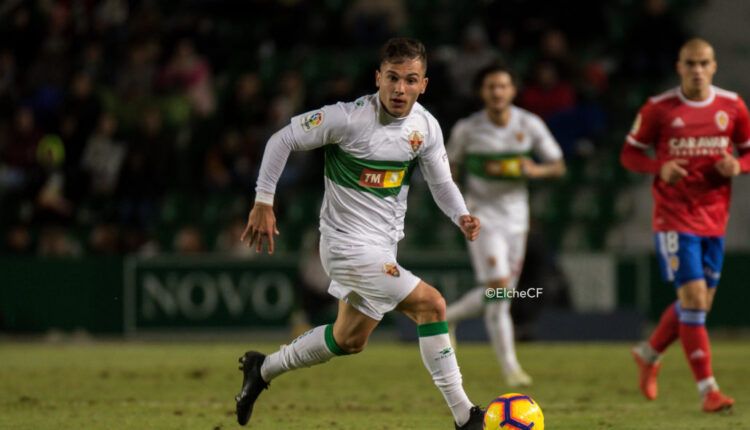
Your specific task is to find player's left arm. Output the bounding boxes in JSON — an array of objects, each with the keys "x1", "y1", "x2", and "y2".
[
  {"x1": 522, "y1": 115, "x2": 566, "y2": 179},
  {"x1": 420, "y1": 120, "x2": 480, "y2": 241},
  {"x1": 719, "y1": 97, "x2": 750, "y2": 176}
]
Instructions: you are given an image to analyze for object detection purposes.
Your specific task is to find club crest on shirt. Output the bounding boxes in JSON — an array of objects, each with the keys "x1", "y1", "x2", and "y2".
[
  {"x1": 383, "y1": 262, "x2": 400, "y2": 277},
  {"x1": 515, "y1": 132, "x2": 525, "y2": 142},
  {"x1": 408, "y1": 130, "x2": 424, "y2": 152},
  {"x1": 301, "y1": 111, "x2": 324, "y2": 132},
  {"x1": 715, "y1": 110, "x2": 729, "y2": 131}
]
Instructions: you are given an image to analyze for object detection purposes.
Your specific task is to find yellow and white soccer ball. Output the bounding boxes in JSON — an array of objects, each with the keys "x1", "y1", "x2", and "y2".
[{"x1": 483, "y1": 393, "x2": 544, "y2": 430}]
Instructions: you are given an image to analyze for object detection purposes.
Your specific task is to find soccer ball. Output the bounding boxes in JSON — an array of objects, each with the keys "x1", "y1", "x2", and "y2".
[{"x1": 483, "y1": 393, "x2": 544, "y2": 430}]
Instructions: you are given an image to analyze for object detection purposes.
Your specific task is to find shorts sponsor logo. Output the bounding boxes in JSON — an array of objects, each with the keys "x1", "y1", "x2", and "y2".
[
  {"x1": 408, "y1": 130, "x2": 424, "y2": 152},
  {"x1": 358, "y1": 168, "x2": 405, "y2": 188},
  {"x1": 715, "y1": 110, "x2": 729, "y2": 131},
  {"x1": 301, "y1": 111, "x2": 324, "y2": 131},
  {"x1": 383, "y1": 262, "x2": 400, "y2": 277}
]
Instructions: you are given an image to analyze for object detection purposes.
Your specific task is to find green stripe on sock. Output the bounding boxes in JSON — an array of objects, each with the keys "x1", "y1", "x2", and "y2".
[
  {"x1": 417, "y1": 321, "x2": 449, "y2": 337},
  {"x1": 324, "y1": 324, "x2": 348, "y2": 356}
]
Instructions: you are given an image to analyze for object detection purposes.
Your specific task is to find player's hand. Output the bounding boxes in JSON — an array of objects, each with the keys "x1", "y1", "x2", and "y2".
[
  {"x1": 714, "y1": 151, "x2": 740, "y2": 177},
  {"x1": 459, "y1": 214, "x2": 480, "y2": 241},
  {"x1": 241, "y1": 203, "x2": 280, "y2": 254},
  {"x1": 659, "y1": 159, "x2": 689, "y2": 184},
  {"x1": 521, "y1": 158, "x2": 543, "y2": 179}
]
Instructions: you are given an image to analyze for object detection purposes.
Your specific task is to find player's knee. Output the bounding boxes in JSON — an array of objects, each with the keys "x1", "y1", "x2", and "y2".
[{"x1": 422, "y1": 293, "x2": 446, "y2": 322}]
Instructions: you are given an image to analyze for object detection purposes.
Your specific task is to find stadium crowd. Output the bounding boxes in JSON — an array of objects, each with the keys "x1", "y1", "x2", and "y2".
[{"x1": 0, "y1": 0, "x2": 698, "y2": 256}]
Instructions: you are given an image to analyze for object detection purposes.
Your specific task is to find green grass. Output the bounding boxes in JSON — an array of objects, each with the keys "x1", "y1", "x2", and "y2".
[{"x1": 0, "y1": 340, "x2": 747, "y2": 429}]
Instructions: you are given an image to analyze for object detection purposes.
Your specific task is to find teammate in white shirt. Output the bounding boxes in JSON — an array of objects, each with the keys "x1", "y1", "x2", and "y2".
[
  {"x1": 234, "y1": 38, "x2": 486, "y2": 429},
  {"x1": 446, "y1": 64, "x2": 565, "y2": 387}
]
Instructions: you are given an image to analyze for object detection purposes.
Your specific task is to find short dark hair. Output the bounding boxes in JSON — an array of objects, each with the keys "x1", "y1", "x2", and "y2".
[
  {"x1": 473, "y1": 62, "x2": 516, "y2": 92},
  {"x1": 379, "y1": 37, "x2": 427, "y2": 71}
]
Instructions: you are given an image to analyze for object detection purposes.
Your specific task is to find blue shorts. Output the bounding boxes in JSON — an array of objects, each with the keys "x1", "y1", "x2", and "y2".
[{"x1": 654, "y1": 231, "x2": 724, "y2": 288}]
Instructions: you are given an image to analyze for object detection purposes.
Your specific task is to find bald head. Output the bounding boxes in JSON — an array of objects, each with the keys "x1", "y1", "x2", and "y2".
[
  {"x1": 679, "y1": 38, "x2": 715, "y2": 62},
  {"x1": 677, "y1": 38, "x2": 716, "y2": 100}
]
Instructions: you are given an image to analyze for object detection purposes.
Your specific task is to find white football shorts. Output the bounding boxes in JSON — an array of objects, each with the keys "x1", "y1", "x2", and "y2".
[
  {"x1": 320, "y1": 234, "x2": 421, "y2": 321},
  {"x1": 467, "y1": 227, "x2": 527, "y2": 286}
]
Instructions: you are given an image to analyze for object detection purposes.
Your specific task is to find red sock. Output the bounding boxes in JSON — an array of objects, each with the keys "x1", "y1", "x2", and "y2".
[
  {"x1": 679, "y1": 322, "x2": 713, "y2": 381},
  {"x1": 648, "y1": 302, "x2": 679, "y2": 353}
]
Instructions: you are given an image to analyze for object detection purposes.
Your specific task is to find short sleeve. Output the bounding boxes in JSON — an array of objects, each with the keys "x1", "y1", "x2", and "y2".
[
  {"x1": 289, "y1": 103, "x2": 349, "y2": 150},
  {"x1": 733, "y1": 97, "x2": 750, "y2": 148},
  {"x1": 419, "y1": 119, "x2": 453, "y2": 185},
  {"x1": 527, "y1": 114, "x2": 563, "y2": 162},
  {"x1": 626, "y1": 102, "x2": 660, "y2": 149}
]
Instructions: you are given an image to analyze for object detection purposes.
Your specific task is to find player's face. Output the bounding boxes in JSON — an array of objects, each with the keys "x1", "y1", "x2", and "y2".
[
  {"x1": 677, "y1": 45, "x2": 716, "y2": 94},
  {"x1": 376, "y1": 59, "x2": 428, "y2": 118},
  {"x1": 480, "y1": 72, "x2": 516, "y2": 113}
]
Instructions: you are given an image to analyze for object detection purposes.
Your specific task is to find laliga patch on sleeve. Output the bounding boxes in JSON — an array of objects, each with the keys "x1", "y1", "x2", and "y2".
[{"x1": 301, "y1": 111, "x2": 324, "y2": 132}]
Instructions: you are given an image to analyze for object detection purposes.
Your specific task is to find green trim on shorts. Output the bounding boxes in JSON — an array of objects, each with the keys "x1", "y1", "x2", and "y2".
[
  {"x1": 324, "y1": 324, "x2": 348, "y2": 356},
  {"x1": 417, "y1": 321, "x2": 450, "y2": 337}
]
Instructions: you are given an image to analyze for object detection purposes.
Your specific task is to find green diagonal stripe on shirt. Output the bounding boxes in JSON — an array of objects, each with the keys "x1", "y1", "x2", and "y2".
[
  {"x1": 417, "y1": 321, "x2": 450, "y2": 337},
  {"x1": 465, "y1": 152, "x2": 531, "y2": 180},
  {"x1": 324, "y1": 145, "x2": 417, "y2": 198}
]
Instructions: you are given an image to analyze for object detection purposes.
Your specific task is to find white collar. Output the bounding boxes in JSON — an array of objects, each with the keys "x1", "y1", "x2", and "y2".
[{"x1": 677, "y1": 86, "x2": 715, "y2": 107}]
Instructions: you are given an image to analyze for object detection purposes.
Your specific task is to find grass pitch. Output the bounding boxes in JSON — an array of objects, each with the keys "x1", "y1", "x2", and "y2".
[{"x1": 0, "y1": 340, "x2": 747, "y2": 429}]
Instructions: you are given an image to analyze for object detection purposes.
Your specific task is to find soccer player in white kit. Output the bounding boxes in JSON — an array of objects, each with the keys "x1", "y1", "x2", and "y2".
[
  {"x1": 235, "y1": 38, "x2": 486, "y2": 429},
  {"x1": 445, "y1": 64, "x2": 565, "y2": 387}
]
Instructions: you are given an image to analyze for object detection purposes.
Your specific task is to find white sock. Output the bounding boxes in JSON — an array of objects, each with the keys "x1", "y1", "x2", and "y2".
[
  {"x1": 418, "y1": 321, "x2": 474, "y2": 426},
  {"x1": 446, "y1": 287, "x2": 485, "y2": 323},
  {"x1": 484, "y1": 299, "x2": 521, "y2": 375},
  {"x1": 260, "y1": 324, "x2": 346, "y2": 382},
  {"x1": 698, "y1": 377, "x2": 719, "y2": 397},
  {"x1": 636, "y1": 341, "x2": 660, "y2": 364}
]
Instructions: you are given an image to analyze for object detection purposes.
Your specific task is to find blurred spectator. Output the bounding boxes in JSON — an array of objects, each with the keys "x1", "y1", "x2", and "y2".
[
  {"x1": 0, "y1": 49, "x2": 17, "y2": 118},
  {"x1": 215, "y1": 217, "x2": 254, "y2": 257},
  {"x1": 88, "y1": 222, "x2": 120, "y2": 254},
  {"x1": 224, "y1": 72, "x2": 266, "y2": 128},
  {"x1": 116, "y1": 41, "x2": 159, "y2": 102},
  {"x1": 158, "y1": 38, "x2": 215, "y2": 117},
  {"x1": 80, "y1": 112, "x2": 125, "y2": 196},
  {"x1": 268, "y1": 70, "x2": 305, "y2": 129},
  {"x1": 518, "y1": 60, "x2": 576, "y2": 120},
  {"x1": 5, "y1": 224, "x2": 33, "y2": 254},
  {"x1": 173, "y1": 225, "x2": 204, "y2": 254},
  {"x1": 117, "y1": 107, "x2": 168, "y2": 227},
  {"x1": 623, "y1": 0, "x2": 686, "y2": 81},
  {"x1": 344, "y1": 0, "x2": 407, "y2": 46},
  {"x1": 37, "y1": 226, "x2": 81, "y2": 257},
  {"x1": 447, "y1": 24, "x2": 500, "y2": 102},
  {"x1": 1, "y1": 107, "x2": 43, "y2": 192}
]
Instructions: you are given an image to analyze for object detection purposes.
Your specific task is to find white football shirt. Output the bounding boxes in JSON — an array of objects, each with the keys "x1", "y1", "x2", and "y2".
[{"x1": 447, "y1": 106, "x2": 562, "y2": 233}]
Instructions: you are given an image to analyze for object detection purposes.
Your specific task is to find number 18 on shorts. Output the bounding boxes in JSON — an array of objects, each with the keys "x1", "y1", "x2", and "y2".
[{"x1": 654, "y1": 231, "x2": 725, "y2": 288}]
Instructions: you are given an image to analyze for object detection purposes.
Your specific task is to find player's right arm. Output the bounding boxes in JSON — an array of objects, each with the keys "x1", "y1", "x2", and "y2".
[
  {"x1": 620, "y1": 101, "x2": 688, "y2": 184},
  {"x1": 242, "y1": 104, "x2": 349, "y2": 254}
]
